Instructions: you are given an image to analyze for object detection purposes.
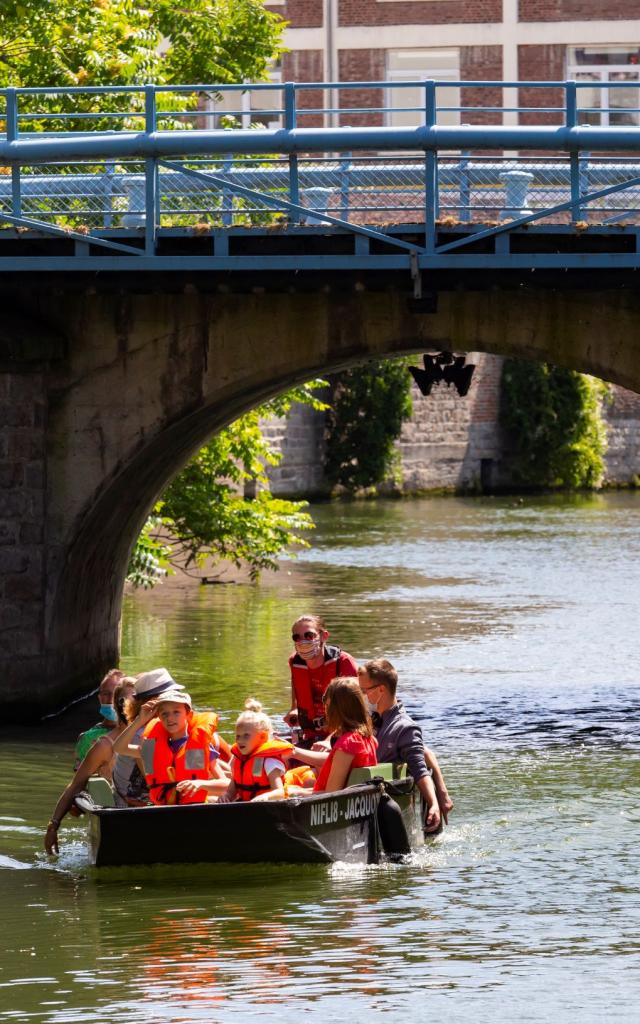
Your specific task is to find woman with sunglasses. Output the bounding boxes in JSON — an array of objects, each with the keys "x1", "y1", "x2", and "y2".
[{"x1": 285, "y1": 614, "x2": 358, "y2": 747}]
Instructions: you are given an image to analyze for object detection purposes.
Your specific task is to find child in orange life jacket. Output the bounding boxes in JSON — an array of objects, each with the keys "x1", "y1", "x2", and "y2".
[
  {"x1": 114, "y1": 686, "x2": 228, "y2": 805},
  {"x1": 219, "y1": 699, "x2": 294, "y2": 803}
]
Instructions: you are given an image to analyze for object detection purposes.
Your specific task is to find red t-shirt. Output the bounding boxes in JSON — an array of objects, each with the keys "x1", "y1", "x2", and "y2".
[{"x1": 313, "y1": 731, "x2": 378, "y2": 792}]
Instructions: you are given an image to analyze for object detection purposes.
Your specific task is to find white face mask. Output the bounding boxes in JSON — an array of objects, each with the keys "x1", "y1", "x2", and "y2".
[{"x1": 294, "y1": 637, "x2": 323, "y2": 660}]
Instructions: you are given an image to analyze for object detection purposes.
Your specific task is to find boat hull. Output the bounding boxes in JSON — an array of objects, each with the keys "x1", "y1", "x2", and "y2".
[{"x1": 76, "y1": 783, "x2": 385, "y2": 867}]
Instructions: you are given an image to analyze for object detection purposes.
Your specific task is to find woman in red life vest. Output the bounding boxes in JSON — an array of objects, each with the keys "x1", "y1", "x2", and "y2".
[
  {"x1": 114, "y1": 686, "x2": 228, "y2": 805},
  {"x1": 220, "y1": 699, "x2": 293, "y2": 803},
  {"x1": 286, "y1": 614, "x2": 358, "y2": 746},
  {"x1": 258, "y1": 677, "x2": 377, "y2": 800}
]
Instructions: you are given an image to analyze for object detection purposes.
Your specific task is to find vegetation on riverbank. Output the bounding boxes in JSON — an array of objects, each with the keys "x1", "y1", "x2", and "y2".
[
  {"x1": 500, "y1": 360, "x2": 608, "y2": 490},
  {"x1": 324, "y1": 360, "x2": 414, "y2": 493}
]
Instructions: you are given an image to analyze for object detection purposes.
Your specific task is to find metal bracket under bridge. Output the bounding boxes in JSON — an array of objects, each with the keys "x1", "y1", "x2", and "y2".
[{"x1": 1, "y1": 80, "x2": 640, "y2": 273}]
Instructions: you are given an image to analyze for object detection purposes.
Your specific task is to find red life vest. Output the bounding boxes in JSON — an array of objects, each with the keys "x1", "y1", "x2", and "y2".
[
  {"x1": 141, "y1": 711, "x2": 218, "y2": 805},
  {"x1": 231, "y1": 738, "x2": 294, "y2": 802},
  {"x1": 289, "y1": 645, "x2": 358, "y2": 740}
]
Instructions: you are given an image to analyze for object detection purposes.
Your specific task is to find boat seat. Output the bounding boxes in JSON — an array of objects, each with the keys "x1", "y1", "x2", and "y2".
[
  {"x1": 347, "y1": 762, "x2": 408, "y2": 786},
  {"x1": 86, "y1": 776, "x2": 116, "y2": 807}
]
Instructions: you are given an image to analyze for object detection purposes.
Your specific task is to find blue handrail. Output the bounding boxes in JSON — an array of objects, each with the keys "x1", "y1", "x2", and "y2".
[{"x1": 0, "y1": 79, "x2": 638, "y2": 269}]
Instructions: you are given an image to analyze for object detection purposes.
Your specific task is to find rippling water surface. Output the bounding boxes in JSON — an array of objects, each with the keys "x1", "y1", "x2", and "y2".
[{"x1": 1, "y1": 494, "x2": 639, "y2": 1023}]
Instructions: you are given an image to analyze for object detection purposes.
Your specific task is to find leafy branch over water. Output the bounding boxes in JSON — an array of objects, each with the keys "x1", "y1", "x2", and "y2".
[{"x1": 127, "y1": 382, "x2": 328, "y2": 588}]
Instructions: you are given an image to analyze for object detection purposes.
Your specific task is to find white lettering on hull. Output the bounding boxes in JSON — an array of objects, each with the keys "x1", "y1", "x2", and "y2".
[
  {"x1": 310, "y1": 792, "x2": 376, "y2": 828},
  {"x1": 310, "y1": 800, "x2": 339, "y2": 827}
]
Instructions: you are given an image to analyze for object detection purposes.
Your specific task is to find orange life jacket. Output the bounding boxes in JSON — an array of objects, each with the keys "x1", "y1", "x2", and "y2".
[
  {"x1": 141, "y1": 711, "x2": 218, "y2": 805},
  {"x1": 284, "y1": 764, "x2": 317, "y2": 788},
  {"x1": 231, "y1": 738, "x2": 294, "y2": 802}
]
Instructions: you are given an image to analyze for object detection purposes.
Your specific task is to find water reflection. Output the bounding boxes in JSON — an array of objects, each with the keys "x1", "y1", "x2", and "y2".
[{"x1": 2, "y1": 494, "x2": 640, "y2": 1023}]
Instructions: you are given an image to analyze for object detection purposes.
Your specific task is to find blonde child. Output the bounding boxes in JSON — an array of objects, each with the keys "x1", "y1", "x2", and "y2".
[{"x1": 220, "y1": 699, "x2": 293, "y2": 802}]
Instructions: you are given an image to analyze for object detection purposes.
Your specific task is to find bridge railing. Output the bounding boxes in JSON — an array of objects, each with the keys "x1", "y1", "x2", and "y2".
[{"x1": 0, "y1": 81, "x2": 640, "y2": 267}]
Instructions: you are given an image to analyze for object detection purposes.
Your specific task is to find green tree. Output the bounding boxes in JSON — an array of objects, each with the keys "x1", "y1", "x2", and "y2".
[
  {"x1": 324, "y1": 359, "x2": 413, "y2": 492},
  {"x1": 0, "y1": 0, "x2": 285, "y2": 127},
  {"x1": 500, "y1": 359, "x2": 607, "y2": 489},
  {"x1": 0, "y1": 0, "x2": 283, "y2": 88},
  {"x1": 128, "y1": 383, "x2": 328, "y2": 588}
]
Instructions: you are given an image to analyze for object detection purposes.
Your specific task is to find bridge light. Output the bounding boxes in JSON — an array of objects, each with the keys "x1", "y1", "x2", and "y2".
[{"x1": 408, "y1": 352, "x2": 475, "y2": 398}]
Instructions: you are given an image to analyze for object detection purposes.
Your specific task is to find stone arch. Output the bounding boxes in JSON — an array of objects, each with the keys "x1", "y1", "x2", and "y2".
[{"x1": 5, "y1": 281, "x2": 640, "y2": 714}]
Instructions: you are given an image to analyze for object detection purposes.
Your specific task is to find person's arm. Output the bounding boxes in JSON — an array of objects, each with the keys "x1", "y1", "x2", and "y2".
[
  {"x1": 424, "y1": 746, "x2": 453, "y2": 823},
  {"x1": 416, "y1": 774, "x2": 441, "y2": 833},
  {"x1": 176, "y1": 776, "x2": 230, "y2": 799},
  {"x1": 111, "y1": 699, "x2": 159, "y2": 756},
  {"x1": 266, "y1": 765, "x2": 285, "y2": 795},
  {"x1": 217, "y1": 778, "x2": 237, "y2": 803},
  {"x1": 322, "y1": 749, "x2": 354, "y2": 793},
  {"x1": 176, "y1": 754, "x2": 229, "y2": 800},
  {"x1": 45, "y1": 736, "x2": 114, "y2": 855},
  {"x1": 290, "y1": 745, "x2": 330, "y2": 769},
  {"x1": 395, "y1": 724, "x2": 441, "y2": 832}
]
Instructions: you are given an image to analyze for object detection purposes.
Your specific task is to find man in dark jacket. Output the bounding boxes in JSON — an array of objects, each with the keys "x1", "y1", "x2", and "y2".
[{"x1": 358, "y1": 658, "x2": 453, "y2": 832}]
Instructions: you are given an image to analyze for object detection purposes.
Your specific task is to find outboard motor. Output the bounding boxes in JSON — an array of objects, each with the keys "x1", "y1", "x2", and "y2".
[{"x1": 377, "y1": 790, "x2": 411, "y2": 861}]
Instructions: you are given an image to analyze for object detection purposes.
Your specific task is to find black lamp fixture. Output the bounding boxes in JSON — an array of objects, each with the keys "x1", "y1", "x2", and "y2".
[{"x1": 408, "y1": 351, "x2": 475, "y2": 398}]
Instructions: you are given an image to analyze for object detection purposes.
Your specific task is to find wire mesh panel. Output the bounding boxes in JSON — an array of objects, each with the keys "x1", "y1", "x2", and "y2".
[{"x1": 0, "y1": 81, "x2": 640, "y2": 261}]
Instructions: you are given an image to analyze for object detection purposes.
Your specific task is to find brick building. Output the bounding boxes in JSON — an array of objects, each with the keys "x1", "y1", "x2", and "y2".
[{"x1": 260, "y1": 1, "x2": 640, "y2": 128}]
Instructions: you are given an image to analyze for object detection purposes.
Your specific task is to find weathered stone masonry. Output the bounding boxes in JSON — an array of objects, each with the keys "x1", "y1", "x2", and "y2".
[{"x1": 266, "y1": 355, "x2": 640, "y2": 497}]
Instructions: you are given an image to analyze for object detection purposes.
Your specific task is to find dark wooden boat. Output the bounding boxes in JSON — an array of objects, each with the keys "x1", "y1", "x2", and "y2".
[{"x1": 75, "y1": 769, "x2": 420, "y2": 868}]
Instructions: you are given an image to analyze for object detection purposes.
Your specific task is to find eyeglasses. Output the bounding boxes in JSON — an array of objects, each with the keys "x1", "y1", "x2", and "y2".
[
  {"x1": 292, "y1": 631, "x2": 319, "y2": 642},
  {"x1": 360, "y1": 684, "x2": 381, "y2": 694}
]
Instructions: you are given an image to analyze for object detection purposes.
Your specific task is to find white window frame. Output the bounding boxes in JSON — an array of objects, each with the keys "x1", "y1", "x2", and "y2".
[
  {"x1": 568, "y1": 49, "x2": 640, "y2": 127},
  {"x1": 385, "y1": 49, "x2": 460, "y2": 128}
]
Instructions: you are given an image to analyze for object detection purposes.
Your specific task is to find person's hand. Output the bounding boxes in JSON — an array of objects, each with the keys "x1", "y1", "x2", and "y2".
[
  {"x1": 424, "y1": 802, "x2": 441, "y2": 834},
  {"x1": 217, "y1": 792, "x2": 232, "y2": 803},
  {"x1": 45, "y1": 821, "x2": 59, "y2": 855},
  {"x1": 283, "y1": 709, "x2": 299, "y2": 727},
  {"x1": 311, "y1": 739, "x2": 331, "y2": 752},
  {"x1": 137, "y1": 699, "x2": 159, "y2": 724},
  {"x1": 436, "y1": 786, "x2": 453, "y2": 824},
  {"x1": 176, "y1": 780, "x2": 204, "y2": 798}
]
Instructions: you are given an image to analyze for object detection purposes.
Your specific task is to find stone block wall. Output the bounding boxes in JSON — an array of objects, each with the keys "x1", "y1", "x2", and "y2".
[
  {"x1": 601, "y1": 386, "x2": 640, "y2": 486},
  {"x1": 0, "y1": 372, "x2": 46, "y2": 658},
  {"x1": 261, "y1": 398, "x2": 329, "y2": 497},
  {"x1": 264, "y1": 355, "x2": 640, "y2": 496}
]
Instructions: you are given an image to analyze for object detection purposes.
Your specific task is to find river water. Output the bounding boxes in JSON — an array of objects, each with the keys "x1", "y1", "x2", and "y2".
[{"x1": 1, "y1": 494, "x2": 639, "y2": 1023}]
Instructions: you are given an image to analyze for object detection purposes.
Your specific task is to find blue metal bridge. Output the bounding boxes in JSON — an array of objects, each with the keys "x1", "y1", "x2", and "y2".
[{"x1": 2, "y1": 79, "x2": 640, "y2": 273}]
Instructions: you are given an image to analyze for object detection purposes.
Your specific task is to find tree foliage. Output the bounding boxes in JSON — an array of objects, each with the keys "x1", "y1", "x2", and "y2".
[
  {"x1": 500, "y1": 359, "x2": 608, "y2": 489},
  {"x1": 127, "y1": 384, "x2": 329, "y2": 587},
  {"x1": 0, "y1": 0, "x2": 284, "y2": 89},
  {"x1": 324, "y1": 359, "x2": 413, "y2": 492},
  {"x1": 0, "y1": 0, "x2": 285, "y2": 129}
]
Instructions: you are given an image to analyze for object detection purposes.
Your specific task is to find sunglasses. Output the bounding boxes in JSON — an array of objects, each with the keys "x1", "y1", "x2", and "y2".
[{"x1": 292, "y1": 631, "x2": 319, "y2": 641}]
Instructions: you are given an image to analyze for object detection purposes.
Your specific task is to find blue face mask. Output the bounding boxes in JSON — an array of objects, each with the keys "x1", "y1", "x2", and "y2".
[{"x1": 99, "y1": 704, "x2": 117, "y2": 723}]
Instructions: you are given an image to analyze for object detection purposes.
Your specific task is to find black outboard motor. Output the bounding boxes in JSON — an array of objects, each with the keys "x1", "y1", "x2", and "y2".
[{"x1": 377, "y1": 790, "x2": 411, "y2": 861}]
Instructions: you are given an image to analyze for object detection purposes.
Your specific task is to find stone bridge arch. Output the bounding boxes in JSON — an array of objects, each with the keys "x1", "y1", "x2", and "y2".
[{"x1": 3, "y1": 279, "x2": 640, "y2": 717}]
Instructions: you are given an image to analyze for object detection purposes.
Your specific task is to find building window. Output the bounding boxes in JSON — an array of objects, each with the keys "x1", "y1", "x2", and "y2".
[
  {"x1": 386, "y1": 49, "x2": 460, "y2": 127},
  {"x1": 568, "y1": 47, "x2": 640, "y2": 127}
]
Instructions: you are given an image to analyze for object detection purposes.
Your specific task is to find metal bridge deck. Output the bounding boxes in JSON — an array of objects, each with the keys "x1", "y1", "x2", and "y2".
[{"x1": 1, "y1": 79, "x2": 640, "y2": 273}]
